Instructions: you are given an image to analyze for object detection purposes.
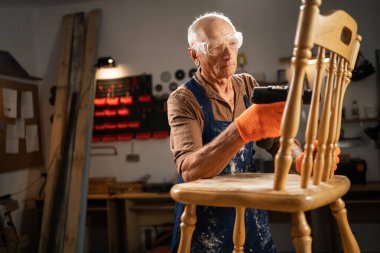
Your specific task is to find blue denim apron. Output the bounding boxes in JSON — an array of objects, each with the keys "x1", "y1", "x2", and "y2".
[{"x1": 170, "y1": 78, "x2": 276, "y2": 253}]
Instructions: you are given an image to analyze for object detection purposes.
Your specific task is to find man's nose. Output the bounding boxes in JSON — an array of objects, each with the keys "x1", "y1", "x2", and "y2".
[{"x1": 222, "y1": 45, "x2": 233, "y2": 60}]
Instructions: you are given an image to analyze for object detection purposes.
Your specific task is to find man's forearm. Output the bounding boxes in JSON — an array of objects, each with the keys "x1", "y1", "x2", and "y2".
[
  {"x1": 180, "y1": 122, "x2": 245, "y2": 182},
  {"x1": 179, "y1": 122, "x2": 302, "y2": 181}
]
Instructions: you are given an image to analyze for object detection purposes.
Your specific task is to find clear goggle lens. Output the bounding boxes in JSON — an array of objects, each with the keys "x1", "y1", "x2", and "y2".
[{"x1": 192, "y1": 32, "x2": 243, "y2": 56}]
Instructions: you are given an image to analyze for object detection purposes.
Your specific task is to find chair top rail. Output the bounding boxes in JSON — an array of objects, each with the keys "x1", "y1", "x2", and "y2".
[{"x1": 314, "y1": 10, "x2": 358, "y2": 62}]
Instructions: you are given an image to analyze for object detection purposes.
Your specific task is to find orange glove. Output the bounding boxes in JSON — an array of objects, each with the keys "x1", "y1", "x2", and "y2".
[
  {"x1": 235, "y1": 101, "x2": 285, "y2": 142},
  {"x1": 296, "y1": 140, "x2": 341, "y2": 173}
]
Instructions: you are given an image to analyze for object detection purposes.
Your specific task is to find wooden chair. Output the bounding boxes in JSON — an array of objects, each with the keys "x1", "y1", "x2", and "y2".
[{"x1": 170, "y1": 0, "x2": 362, "y2": 252}]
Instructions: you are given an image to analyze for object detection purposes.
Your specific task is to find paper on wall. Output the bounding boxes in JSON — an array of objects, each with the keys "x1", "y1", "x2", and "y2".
[
  {"x1": 2, "y1": 88, "x2": 17, "y2": 118},
  {"x1": 5, "y1": 124, "x2": 19, "y2": 154},
  {"x1": 21, "y1": 91, "x2": 34, "y2": 119},
  {"x1": 26, "y1": 124, "x2": 39, "y2": 153}
]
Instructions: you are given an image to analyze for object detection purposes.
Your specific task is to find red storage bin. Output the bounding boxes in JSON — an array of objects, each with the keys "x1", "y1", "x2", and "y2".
[
  {"x1": 118, "y1": 108, "x2": 130, "y2": 116},
  {"x1": 92, "y1": 136, "x2": 102, "y2": 142},
  {"x1": 94, "y1": 110, "x2": 106, "y2": 117},
  {"x1": 138, "y1": 95, "x2": 151, "y2": 103},
  {"x1": 94, "y1": 98, "x2": 106, "y2": 106},
  {"x1": 136, "y1": 132, "x2": 151, "y2": 140},
  {"x1": 102, "y1": 135, "x2": 117, "y2": 142},
  {"x1": 94, "y1": 124, "x2": 106, "y2": 130},
  {"x1": 105, "y1": 123, "x2": 117, "y2": 129},
  {"x1": 117, "y1": 123, "x2": 129, "y2": 129},
  {"x1": 105, "y1": 109, "x2": 117, "y2": 117},
  {"x1": 107, "y1": 97, "x2": 119, "y2": 106},
  {"x1": 128, "y1": 121, "x2": 141, "y2": 128},
  {"x1": 153, "y1": 131, "x2": 169, "y2": 139},
  {"x1": 120, "y1": 96, "x2": 133, "y2": 105},
  {"x1": 118, "y1": 134, "x2": 133, "y2": 141}
]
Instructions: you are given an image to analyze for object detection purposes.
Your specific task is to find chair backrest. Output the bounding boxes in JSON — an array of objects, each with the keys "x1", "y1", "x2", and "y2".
[{"x1": 274, "y1": 0, "x2": 361, "y2": 191}]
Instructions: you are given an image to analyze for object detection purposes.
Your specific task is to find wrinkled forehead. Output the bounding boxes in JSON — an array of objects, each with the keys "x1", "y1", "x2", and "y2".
[{"x1": 196, "y1": 18, "x2": 235, "y2": 41}]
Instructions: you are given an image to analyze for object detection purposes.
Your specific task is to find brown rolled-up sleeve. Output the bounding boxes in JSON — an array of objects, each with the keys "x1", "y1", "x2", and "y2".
[{"x1": 167, "y1": 87, "x2": 204, "y2": 174}]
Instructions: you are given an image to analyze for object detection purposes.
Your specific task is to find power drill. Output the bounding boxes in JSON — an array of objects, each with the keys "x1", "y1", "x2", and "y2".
[
  {"x1": 251, "y1": 85, "x2": 312, "y2": 150},
  {"x1": 251, "y1": 85, "x2": 312, "y2": 104}
]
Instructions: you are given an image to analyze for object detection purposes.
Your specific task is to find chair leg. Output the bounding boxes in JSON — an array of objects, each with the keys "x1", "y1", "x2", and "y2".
[
  {"x1": 291, "y1": 212, "x2": 312, "y2": 253},
  {"x1": 233, "y1": 207, "x2": 246, "y2": 253},
  {"x1": 178, "y1": 204, "x2": 197, "y2": 253},
  {"x1": 330, "y1": 198, "x2": 360, "y2": 253}
]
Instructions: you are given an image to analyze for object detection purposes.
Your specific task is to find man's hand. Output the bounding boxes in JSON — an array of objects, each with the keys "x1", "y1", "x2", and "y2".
[
  {"x1": 235, "y1": 101, "x2": 285, "y2": 142},
  {"x1": 296, "y1": 140, "x2": 341, "y2": 173}
]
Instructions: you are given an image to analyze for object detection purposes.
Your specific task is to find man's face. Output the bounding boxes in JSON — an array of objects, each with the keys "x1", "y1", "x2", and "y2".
[{"x1": 196, "y1": 19, "x2": 238, "y2": 80}]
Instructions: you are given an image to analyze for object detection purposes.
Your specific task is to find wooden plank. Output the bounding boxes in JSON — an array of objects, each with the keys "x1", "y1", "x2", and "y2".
[
  {"x1": 63, "y1": 9, "x2": 101, "y2": 253},
  {"x1": 45, "y1": 12, "x2": 86, "y2": 253},
  {"x1": 69, "y1": 13, "x2": 86, "y2": 94},
  {"x1": 38, "y1": 14, "x2": 74, "y2": 253},
  {"x1": 47, "y1": 91, "x2": 78, "y2": 252}
]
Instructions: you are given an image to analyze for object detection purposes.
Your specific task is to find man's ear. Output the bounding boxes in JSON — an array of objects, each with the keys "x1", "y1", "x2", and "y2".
[
  {"x1": 188, "y1": 48, "x2": 197, "y2": 61},
  {"x1": 188, "y1": 48, "x2": 199, "y2": 66}
]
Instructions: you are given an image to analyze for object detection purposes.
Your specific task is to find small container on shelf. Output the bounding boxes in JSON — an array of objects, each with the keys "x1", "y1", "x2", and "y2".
[{"x1": 351, "y1": 100, "x2": 360, "y2": 119}]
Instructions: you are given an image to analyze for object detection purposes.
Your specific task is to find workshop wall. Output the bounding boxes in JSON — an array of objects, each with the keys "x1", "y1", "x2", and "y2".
[
  {"x1": 27, "y1": 0, "x2": 380, "y2": 184},
  {"x1": 33, "y1": 0, "x2": 303, "y2": 183}
]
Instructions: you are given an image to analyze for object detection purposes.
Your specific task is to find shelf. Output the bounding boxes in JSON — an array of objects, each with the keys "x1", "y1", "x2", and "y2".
[
  {"x1": 129, "y1": 205, "x2": 174, "y2": 211},
  {"x1": 342, "y1": 118, "x2": 379, "y2": 123},
  {"x1": 258, "y1": 81, "x2": 288, "y2": 86},
  {"x1": 338, "y1": 137, "x2": 365, "y2": 148}
]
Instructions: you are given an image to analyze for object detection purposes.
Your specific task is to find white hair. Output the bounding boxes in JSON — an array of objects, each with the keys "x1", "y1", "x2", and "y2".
[{"x1": 187, "y1": 12, "x2": 237, "y2": 47}]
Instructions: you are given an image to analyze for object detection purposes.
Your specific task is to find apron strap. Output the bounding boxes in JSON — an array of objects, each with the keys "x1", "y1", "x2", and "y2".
[
  {"x1": 184, "y1": 78, "x2": 215, "y2": 128},
  {"x1": 243, "y1": 94, "x2": 250, "y2": 109}
]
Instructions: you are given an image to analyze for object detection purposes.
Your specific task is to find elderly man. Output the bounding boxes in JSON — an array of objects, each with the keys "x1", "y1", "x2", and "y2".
[{"x1": 167, "y1": 12, "x2": 294, "y2": 252}]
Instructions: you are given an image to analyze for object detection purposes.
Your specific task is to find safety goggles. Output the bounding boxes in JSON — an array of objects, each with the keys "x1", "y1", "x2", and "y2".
[{"x1": 192, "y1": 32, "x2": 243, "y2": 56}]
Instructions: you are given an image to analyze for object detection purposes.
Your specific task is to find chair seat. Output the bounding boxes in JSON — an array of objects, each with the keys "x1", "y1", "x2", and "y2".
[{"x1": 171, "y1": 173, "x2": 350, "y2": 213}]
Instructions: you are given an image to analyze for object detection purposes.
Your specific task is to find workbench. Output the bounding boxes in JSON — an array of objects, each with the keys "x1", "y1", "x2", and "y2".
[{"x1": 33, "y1": 192, "x2": 174, "y2": 253}]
